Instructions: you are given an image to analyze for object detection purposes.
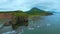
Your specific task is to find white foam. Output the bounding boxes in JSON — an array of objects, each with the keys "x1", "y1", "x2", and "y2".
[
  {"x1": 3, "y1": 30, "x2": 16, "y2": 34},
  {"x1": 47, "y1": 24, "x2": 51, "y2": 26},
  {"x1": 37, "y1": 25, "x2": 40, "y2": 28},
  {"x1": 28, "y1": 28, "x2": 34, "y2": 30}
]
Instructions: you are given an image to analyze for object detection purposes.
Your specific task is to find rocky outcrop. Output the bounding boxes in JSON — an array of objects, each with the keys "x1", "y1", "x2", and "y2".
[{"x1": 11, "y1": 16, "x2": 28, "y2": 29}]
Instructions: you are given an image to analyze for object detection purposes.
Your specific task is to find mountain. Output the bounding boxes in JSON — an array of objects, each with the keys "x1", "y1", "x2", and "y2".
[
  {"x1": 25, "y1": 7, "x2": 53, "y2": 15},
  {"x1": 0, "y1": 7, "x2": 53, "y2": 16}
]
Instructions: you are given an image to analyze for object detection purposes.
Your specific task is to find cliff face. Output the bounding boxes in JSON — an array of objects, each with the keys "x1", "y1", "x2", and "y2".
[
  {"x1": 11, "y1": 16, "x2": 28, "y2": 29},
  {"x1": 3, "y1": 13, "x2": 28, "y2": 29},
  {"x1": 0, "y1": 13, "x2": 13, "y2": 19},
  {"x1": 12, "y1": 15, "x2": 28, "y2": 25}
]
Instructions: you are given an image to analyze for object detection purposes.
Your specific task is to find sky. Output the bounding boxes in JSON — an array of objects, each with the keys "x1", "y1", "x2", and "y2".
[{"x1": 0, "y1": 0, "x2": 60, "y2": 12}]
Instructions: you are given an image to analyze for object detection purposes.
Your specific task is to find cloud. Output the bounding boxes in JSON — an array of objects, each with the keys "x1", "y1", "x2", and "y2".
[
  {"x1": 0, "y1": 0, "x2": 60, "y2": 12},
  {"x1": 0, "y1": 0, "x2": 37, "y2": 11},
  {"x1": 36, "y1": 0, "x2": 60, "y2": 12}
]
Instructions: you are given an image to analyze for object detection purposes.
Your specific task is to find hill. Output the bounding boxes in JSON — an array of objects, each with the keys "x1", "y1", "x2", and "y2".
[{"x1": 25, "y1": 7, "x2": 53, "y2": 16}]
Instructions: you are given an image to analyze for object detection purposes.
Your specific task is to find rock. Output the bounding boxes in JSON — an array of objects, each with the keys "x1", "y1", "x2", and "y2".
[
  {"x1": 4, "y1": 22, "x2": 10, "y2": 26},
  {"x1": 11, "y1": 16, "x2": 28, "y2": 30},
  {"x1": 3, "y1": 21, "x2": 12, "y2": 26}
]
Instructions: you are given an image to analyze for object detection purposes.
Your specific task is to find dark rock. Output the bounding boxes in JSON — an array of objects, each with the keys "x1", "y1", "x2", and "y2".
[
  {"x1": 11, "y1": 16, "x2": 28, "y2": 29},
  {"x1": 3, "y1": 21, "x2": 12, "y2": 26}
]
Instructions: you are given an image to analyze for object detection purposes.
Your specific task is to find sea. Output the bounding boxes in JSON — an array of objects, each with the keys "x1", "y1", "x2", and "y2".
[{"x1": 0, "y1": 12, "x2": 60, "y2": 34}]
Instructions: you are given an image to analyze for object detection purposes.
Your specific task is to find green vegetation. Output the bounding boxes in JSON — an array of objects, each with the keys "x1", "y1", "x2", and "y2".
[
  {"x1": 0, "y1": 7, "x2": 53, "y2": 29},
  {"x1": 0, "y1": 7, "x2": 53, "y2": 17},
  {"x1": 25, "y1": 7, "x2": 53, "y2": 16}
]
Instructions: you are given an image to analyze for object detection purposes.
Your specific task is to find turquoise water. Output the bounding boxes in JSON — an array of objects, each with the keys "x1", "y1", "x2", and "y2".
[
  {"x1": 0, "y1": 13, "x2": 60, "y2": 34},
  {"x1": 22, "y1": 13, "x2": 60, "y2": 34}
]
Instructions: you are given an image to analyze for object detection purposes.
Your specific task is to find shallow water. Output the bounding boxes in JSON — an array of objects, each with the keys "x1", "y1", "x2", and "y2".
[{"x1": 0, "y1": 13, "x2": 60, "y2": 34}]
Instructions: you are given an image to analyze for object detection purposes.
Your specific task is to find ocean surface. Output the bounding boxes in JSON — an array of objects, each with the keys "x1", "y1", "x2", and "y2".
[{"x1": 0, "y1": 13, "x2": 60, "y2": 34}]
